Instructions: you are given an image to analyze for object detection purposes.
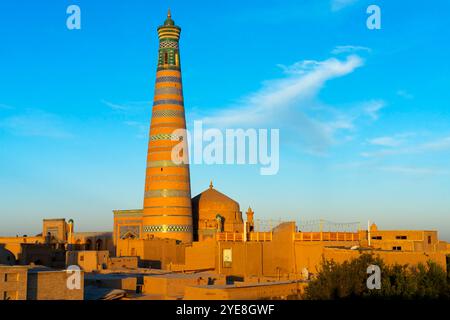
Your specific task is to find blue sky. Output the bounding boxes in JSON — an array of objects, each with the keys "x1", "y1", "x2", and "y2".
[{"x1": 1, "y1": 0, "x2": 449, "y2": 239}]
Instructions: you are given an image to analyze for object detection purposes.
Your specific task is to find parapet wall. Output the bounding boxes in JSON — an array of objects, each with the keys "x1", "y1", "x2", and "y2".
[{"x1": 184, "y1": 281, "x2": 307, "y2": 300}]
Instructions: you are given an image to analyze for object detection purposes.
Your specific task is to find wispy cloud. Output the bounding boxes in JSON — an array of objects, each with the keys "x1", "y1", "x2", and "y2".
[
  {"x1": 368, "y1": 136, "x2": 403, "y2": 147},
  {"x1": 124, "y1": 120, "x2": 148, "y2": 139},
  {"x1": 331, "y1": 0, "x2": 359, "y2": 11},
  {"x1": 367, "y1": 132, "x2": 416, "y2": 148},
  {"x1": 203, "y1": 55, "x2": 364, "y2": 127},
  {"x1": 0, "y1": 109, "x2": 73, "y2": 138},
  {"x1": 362, "y1": 136, "x2": 450, "y2": 158},
  {"x1": 335, "y1": 160, "x2": 450, "y2": 177},
  {"x1": 332, "y1": 45, "x2": 371, "y2": 55},
  {"x1": 363, "y1": 100, "x2": 386, "y2": 120},
  {"x1": 101, "y1": 100, "x2": 151, "y2": 114},
  {"x1": 199, "y1": 54, "x2": 385, "y2": 155},
  {"x1": 102, "y1": 100, "x2": 151, "y2": 139},
  {"x1": 102, "y1": 99, "x2": 129, "y2": 111},
  {"x1": 396, "y1": 90, "x2": 414, "y2": 100},
  {"x1": 0, "y1": 103, "x2": 14, "y2": 110},
  {"x1": 379, "y1": 166, "x2": 450, "y2": 176}
]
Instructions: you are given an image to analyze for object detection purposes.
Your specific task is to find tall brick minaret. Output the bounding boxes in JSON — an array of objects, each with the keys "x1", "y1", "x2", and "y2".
[{"x1": 142, "y1": 10, "x2": 193, "y2": 243}]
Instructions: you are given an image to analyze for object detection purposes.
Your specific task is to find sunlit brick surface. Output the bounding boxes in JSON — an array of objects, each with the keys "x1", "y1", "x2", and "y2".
[{"x1": 142, "y1": 11, "x2": 193, "y2": 243}]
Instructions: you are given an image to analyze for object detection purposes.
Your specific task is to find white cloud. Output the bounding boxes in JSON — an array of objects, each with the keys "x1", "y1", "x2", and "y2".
[
  {"x1": 0, "y1": 109, "x2": 73, "y2": 138},
  {"x1": 277, "y1": 60, "x2": 326, "y2": 75},
  {"x1": 396, "y1": 90, "x2": 414, "y2": 100},
  {"x1": 362, "y1": 136, "x2": 450, "y2": 158},
  {"x1": 124, "y1": 120, "x2": 147, "y2": 139},
  {"x1": 0, "y1": 103, "x2": 14, "y2": 110},
  {"x1": 102, "y1": 99, "x2": 130, "y2": 111},
  {"x1": 203, "y1": 55, "x2": 364, "y2": 127},
  {"x1": 420, "y1": 137, "x2": 450, "y2": 152},
  {"x1": 363, "y1": 100, "x2": 386, "y2": 120},
  {"x1": 198, "y1": 54, "x2": 385, "y2": 155},
  {"x1": 101, "y1": 100, "x2": 150, "y2": 113},
  {"x1": 331, "y1": 0, "x2": 359, "y2": 11},
  {"x1": 335, "y1": 160, "x2": 450, "y2": 176},
  {"x1": 368, "y1": 136, "x2": 403, "y2": 147},
  {"x1": 332, "y1": 45, "x2": 371, "y2": 55},
  {"x1": 379, "y1": 166, "x2": 450, "y2": 176}
]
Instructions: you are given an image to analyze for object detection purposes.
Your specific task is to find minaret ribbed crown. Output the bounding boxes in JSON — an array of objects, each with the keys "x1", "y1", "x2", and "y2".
[
  {"x1": 142, "y1": 11, "x2": 193, "y2": 243},
  {"x1": 156, "y1": 9, "x2": 181, "y2": 71}
]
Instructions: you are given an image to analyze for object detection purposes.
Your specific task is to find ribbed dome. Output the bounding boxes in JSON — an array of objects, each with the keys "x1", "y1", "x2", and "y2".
[
  {"x1": 191, "y1": 182, "x2": 243, "y2": 233},
  {"x1": 192, "y1": 184, "x2": 240, "y2": 213}
]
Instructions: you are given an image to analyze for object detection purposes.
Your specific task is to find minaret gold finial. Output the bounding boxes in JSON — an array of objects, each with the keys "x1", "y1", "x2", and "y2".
[
  {"x1": 209, "y1": 180, "x2": 214, "y2": 189},
  {"x1": 167, "y1": 8, "x2": 171, "y2": 19}
]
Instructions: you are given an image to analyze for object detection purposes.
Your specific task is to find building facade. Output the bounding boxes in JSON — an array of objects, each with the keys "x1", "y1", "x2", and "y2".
[{"x1": 142, "y1": 10, "x2": 193, "y2": 243}]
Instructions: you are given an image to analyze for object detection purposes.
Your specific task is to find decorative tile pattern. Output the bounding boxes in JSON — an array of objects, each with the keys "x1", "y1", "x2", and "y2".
[
  {"x1": 153, "y1": 99, "x2": 184, "y2": 106},
  {"x1": 155, "y1": 87, "x2": 183, "y2": 95},
  {"x1": 155, "y1": 76, "x2": 182, "y2": 83},
  {"x1": 119, "y1": 225, "x2": 141, "y2": 239},
  {"x1": 152, "y1": 109, "x2": 184, "y2": 118},
  {"x1": 159, "y1": 40, "x2": 179, "y2": 49},
  {"x1": 150, "y1": 133, "x2": 182, "y2": 141},
  {"x1": 143, "y1": 224, "x2": 192, "y2": 233},
  {"x1": 146, "y1": 160, "x2": 189, "y2": 168},
  {"x1": 143, "y1": 13, "x2": 193, "y2": 243},
  {"x1": 144, "y1": 205, "x2": 192, "y2": 209},
  {"x1": 144, "y1": 189, "x2": 191, "y2": 198}
]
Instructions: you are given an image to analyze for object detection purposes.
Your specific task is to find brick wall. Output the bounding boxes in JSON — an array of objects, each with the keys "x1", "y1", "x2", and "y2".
[
  {"x1": 0, "y1": 266, "x2": 28, "y2": 300},
  {"x1": 27, "y1": 270, "x2": 84, "y2": 300}
]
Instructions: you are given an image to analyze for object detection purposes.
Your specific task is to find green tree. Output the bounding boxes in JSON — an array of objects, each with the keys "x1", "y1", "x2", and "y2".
[{"x1": 304, "y1": 254, "x2": 450, "y2": 300}]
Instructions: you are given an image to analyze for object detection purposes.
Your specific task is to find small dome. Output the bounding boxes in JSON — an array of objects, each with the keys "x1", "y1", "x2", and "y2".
[
  {"x1": 192, "y1": 185, "x2": 240, "y2": 214},
  {"x1": 164, "y1": 8, "x2": 175, "y2": 26},
  {"x1": 191, "y1": 182, "x2": 243, "y2": 235}
]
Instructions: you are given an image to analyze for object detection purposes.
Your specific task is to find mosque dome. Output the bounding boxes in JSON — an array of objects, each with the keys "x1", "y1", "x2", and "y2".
[
  {"x1": 162, "y1": 9, "x2": 176, "y2": 27},
  {"x1": 191, "y1": 182, "x2": 243, "y2": 238}
]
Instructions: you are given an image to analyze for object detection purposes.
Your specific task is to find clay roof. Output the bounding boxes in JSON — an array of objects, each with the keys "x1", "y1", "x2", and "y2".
[{"x1": 191, "y1": 183, "x2": 240, "y2": 213}]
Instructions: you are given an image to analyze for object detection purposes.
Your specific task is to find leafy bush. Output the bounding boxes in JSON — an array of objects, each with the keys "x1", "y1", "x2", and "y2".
[{"x1": 304, "y1": 253, "x2": 450, "y2": 300}]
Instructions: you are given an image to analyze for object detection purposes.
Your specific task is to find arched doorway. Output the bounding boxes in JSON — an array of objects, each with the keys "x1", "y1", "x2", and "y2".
[
  {"x1": 75, "y1": 239, "x2": 82, "y2": 251},
  {"x1": 85, "y1": 239, "x2": 92, "y2": 250},
  {"x1": 95, "y1": 239, "x2": 103, "y2": 251}
]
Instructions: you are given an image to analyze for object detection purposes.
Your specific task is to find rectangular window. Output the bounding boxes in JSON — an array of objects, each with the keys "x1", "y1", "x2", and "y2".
[
  {"x1": 3, "y1": 291, "x2": 17, "y2": 300},
  {"x1": 223, "y1": 248, "x2": 232, "y2": 268},
  {"x1": 392, "y1": 246, "x2": 402, "y2": 251},
  {"x1": 371, "y1": 236, "x2": 382, "y2": 240},
  {"x1": 428, "y1": 236, "x2": 432, "y2": 244},
  {"x1": 396, "y1": 236, "x2": 407, "y2": 240},
  {"x1": 46, "y1": 227, "x2": 59, "y2": 238},
  {"x1": 80, "y1": 255, "x2": 84, "y2": 262},
  {"x1": 4, "y1": 273, "x2": 18, "y2": 282}
]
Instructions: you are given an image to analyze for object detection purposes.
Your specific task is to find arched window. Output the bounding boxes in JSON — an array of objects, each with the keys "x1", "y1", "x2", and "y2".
[
  {"x1": 95, "y1": 239, "x2": 103, "y2": 251},
  {"x1": 85, "y1": 239, "x2": 92, "y2": 251}
]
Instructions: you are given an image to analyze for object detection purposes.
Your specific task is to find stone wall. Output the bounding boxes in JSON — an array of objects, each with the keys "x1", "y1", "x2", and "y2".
[
  {"x1": 109, "y1": 256, "x2": 139, "y2": 270},
  {"x1": 66, "y1": 250, "x2": 109, "y2": 272},
  {"x1": 0, "y1": 266, "x2": 28, "y2": 300},
  {"x1": 184, "y1": 281, "x2": 307, "y2": 300},
  {"x1": 27, "y1": 270, "x2": 84, "y2": 300}
]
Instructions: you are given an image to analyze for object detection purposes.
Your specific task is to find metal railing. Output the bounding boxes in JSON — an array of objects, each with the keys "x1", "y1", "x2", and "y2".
[
  {"x1": 215, "y1": 232, "x2": 244, "y2": 242},
  {"x1": 248, "y1": 232, "x2": 273, "y2": 241},
  {"x1": 294, "y1": 232, "x2": 359, "y2": 242},
  {"x1": 215, "y1": 231, "x2": 359, "y2": 242},
  {"x1": 215, "y1": 232, "x2": 273, "y2": 242}
]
